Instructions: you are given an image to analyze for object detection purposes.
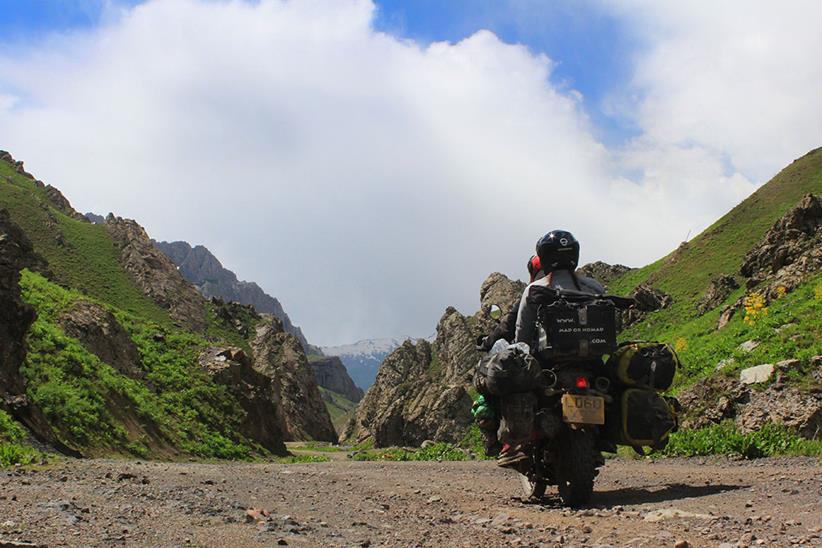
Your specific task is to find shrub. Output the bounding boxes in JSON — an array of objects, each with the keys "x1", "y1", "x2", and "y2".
[{"x1": 661, "y1": 421, "x2": 822, "y2": 459}]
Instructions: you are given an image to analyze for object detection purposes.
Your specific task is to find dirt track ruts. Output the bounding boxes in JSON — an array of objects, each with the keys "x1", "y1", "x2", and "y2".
[{"x1": 0, "y1": 457, "x2": 820, "y2": 547}]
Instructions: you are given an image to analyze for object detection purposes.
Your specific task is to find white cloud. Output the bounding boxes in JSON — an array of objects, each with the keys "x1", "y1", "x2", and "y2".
[
  {"x1": 606, "y1": 0, "x2": 822, "y2": 182},
  {"x1": 0, "y1": 0, "x2": 818, "y2": 344}
]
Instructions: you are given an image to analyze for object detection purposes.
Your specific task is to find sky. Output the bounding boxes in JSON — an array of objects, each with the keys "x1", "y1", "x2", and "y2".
[{"x1": 1, "y1": 0, "x2": 821, "y2": 345}]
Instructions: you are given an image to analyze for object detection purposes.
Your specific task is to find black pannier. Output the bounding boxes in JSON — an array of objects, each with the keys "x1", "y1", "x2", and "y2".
[
  {"x1": 607, "y1": 342, "x2": 679, "y2": 391},
  {"x1": 617, "y1": 388, "x2": 678, "y2": 448},
  {"x1": 537, "y1": 299, "x2": 618, "y2": 359},
  {"x1": 474, "y1": 346, "x2": 542, "y2": 397}
]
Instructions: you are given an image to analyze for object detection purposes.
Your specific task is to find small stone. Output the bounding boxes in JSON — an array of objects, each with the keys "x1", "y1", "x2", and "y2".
[
  {"x1": 739, "y1": 364, "x2": 775, "y2": 384},
  {"x1": 675, "y1": 541, "x2": 690, "y2": 548},
  {"x1": 739, "y1": 340, "x2": 761, "y2": 352},
  {"x1": 426, "y1": 495, "x2": 442, "y2": 504}
]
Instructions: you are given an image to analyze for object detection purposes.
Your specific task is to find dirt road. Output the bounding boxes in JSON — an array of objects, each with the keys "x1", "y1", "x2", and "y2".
[{"x1": 1, "y1": 457, "x2": 819, "y2": 547}]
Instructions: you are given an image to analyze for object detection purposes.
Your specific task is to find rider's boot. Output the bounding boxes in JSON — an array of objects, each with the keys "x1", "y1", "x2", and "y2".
[
  {"x1": 477, "y1": 419, "x2": 502, "y2": 457},
  {"x1": 496, "y1": 443, "x2": 529, "y2": 468}
]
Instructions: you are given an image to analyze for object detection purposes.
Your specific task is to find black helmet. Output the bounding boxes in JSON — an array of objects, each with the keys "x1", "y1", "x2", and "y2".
[{"x1": 536, "y1": 230, "x2": 579, "y2": 271}]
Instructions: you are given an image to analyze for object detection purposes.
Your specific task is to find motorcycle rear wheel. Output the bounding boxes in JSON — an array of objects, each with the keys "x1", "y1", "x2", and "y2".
[{"x1": 553, "y1": 430, "x2": 596, "y2": 507}]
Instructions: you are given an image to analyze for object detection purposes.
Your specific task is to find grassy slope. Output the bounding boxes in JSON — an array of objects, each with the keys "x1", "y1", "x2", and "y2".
[
  {"x1": 1, "y1": 161, "x2": 268, "y2": 461},
  {"x1": 611, "y1": 147, "x2": 822, "y2": 305},
  {"x1": 0, "y1": 162, "x2": 170, "y2": 323},
  {"x1": 319, "y1": 386, "x2": 358, "y2": 433},
  {"x1": 607, "y1": 148, "x2": 822, "y2": 386},
  {"x1": 19, "y1": 270, "x2": 258, "y2": 459}
]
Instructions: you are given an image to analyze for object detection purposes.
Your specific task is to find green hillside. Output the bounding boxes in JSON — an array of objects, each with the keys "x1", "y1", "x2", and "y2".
[
  {"x1": 1, "y1": 158, "x2": 280, "y2": 462},
  {"x1": 609, "y1": 148, "x2": 822, "y2": 386},
  {"x1": 0, "y1": 162, "x2": 171, "y2": 323},
  {"x1": 319, "y1": 386, "x2": 358, "y2": 433}
]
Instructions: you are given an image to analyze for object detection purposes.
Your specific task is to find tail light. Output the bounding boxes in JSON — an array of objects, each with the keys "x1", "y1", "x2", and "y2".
[{"x1": 575, "y1": 376, "x2": 589, "y2": 389}]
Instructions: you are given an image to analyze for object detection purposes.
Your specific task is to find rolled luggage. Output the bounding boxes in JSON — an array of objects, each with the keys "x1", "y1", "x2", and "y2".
[{"x1": 608, "y1": 341, "x2": 679, "y2": 391}]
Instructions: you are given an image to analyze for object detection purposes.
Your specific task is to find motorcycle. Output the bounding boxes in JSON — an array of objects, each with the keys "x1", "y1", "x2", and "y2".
[{"x1": 485, "y1": 289, "x2": 641, "y2": 507}]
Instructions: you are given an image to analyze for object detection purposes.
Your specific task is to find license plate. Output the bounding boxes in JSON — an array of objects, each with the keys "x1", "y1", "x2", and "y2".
[{"x1": 561, "y1": 394, "x2": 605, "y2": 425}]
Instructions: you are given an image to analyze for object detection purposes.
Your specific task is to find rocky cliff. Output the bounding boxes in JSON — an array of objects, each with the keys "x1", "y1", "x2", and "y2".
[
  {"x1": 105, "y1": 216, "x2": 208, "y2": 332},
  {"x1": 153, "y1": 240, "x2": 312, "y2": 351},
  {"x1": 343, "y1": 273, "x2": 524, "y2": 447},
  {"x1": 252, "y1": 316, "x2": 337, "y2": 442},
  {"x1": 310, "y1": 356, "x2": 364, "y2": 402},
  {"x1": 0, "y1": 209, "x2": 56, "y2": 445}
]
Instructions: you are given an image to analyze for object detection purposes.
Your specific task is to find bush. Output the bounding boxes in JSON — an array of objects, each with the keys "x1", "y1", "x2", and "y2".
[
  {"x1": 661, "y1": 421, "x2": 822, "y2": 459},
  {"x1": 350, "y1": 442, "x2": 467, "y2": 462},
  {"x1": 277, "y1": 454, "x2": 331, "y2": 464}
]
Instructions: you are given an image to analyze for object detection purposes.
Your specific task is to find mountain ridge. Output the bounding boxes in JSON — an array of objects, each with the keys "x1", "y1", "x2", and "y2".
[{"x1": 152, "y1": 239, "x2": 312, "y2": 351}]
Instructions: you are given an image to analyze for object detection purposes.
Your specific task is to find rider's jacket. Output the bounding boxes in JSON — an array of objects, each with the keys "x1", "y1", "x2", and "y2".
[{"x1": 514, "y1": 269, "x2": 605, "y2": 349}]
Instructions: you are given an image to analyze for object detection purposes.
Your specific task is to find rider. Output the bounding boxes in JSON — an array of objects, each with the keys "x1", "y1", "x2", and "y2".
[
  {"x1": 495, "y1": 230, "x2": 605, "y2": 468},
  {"x1": 474, "y1": 255, "x2": 546, "y2": 457},
  {"x1": 515, "y1": 230, "x2": 604, "y2": 348}
]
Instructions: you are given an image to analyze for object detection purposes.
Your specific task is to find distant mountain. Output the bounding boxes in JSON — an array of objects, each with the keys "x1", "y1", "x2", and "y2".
[
  {"x1": 321, "y1": 338, "x2": 405, "y2": 389},
  {"x1": 152, "y1": 240, "x2": 312, "y2": 351}
]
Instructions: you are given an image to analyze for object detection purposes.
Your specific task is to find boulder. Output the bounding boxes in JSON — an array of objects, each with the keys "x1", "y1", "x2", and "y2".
[
  {"x1": 622, "y1": 284, "x2": 673, "y2": 327},
  {"x1": 677, "y1": 376, "x2": 749, "y2": 430},
  {"x1": 198, "y1": 346, "x2": 288, "y2": 455},
  {"x1": 59, "y1": 301, "x2": 144, "y2": 379},
  {"x1": 738, "y1": 340, "x2": 761, "y2": 353},
  {"x1": 736, "y1": 387, "x2": 822, "y2": 439},
  {"x1": 576, "y1": 262, "x2": 632, "y2": 291},
  {"x1": 696, "y1": 275, "x2": 739, "y2": 315},
  {"x1": 739, "y1": 364, "x2": 775, "y2": 385}
]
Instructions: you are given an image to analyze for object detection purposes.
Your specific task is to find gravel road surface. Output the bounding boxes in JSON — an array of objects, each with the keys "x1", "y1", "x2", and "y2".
[{"x1": 0, "y1": 457, "x2": 820, "y2": 547}]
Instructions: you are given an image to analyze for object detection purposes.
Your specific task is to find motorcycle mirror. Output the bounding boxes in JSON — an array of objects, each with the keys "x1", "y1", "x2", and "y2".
[{"x1": 489, "y1": 304, "x2": 503, "y2": 320}]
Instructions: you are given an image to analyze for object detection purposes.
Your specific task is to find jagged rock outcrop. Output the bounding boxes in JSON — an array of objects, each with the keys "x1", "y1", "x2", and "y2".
[
  {"x1": 198, "y1": 347, "x2": 288, "y2": 455},
  {"x1": 104, "y1": 216, "x2": 208, "y2": 332},
  {"x1": 310, "y1": 356, "x2": 364, "y2": 402},
  {"x1": 1, "y1": 209, "x2": 39, "y2": 401},
  {"x1": 717, "y1": 194, "x2": 822, "y2": 330},
  {"x1": 736, "y1": 387, "x2": 821, "y2": 439},
  {"x1": 577, "y1": 262, "x2": 632, "y2": 290},
  {"x1": 0, "y1": 209, "x2": 61, "y2": 447},
  {"x1": 677, "y1": 363, "x2": 821, "y2": 439},
  {"x1": 59, "y1": 301, "x2": 144, "y2": 380},
  {"x1": 622, "y1": 284, "x2": 672, "y2": 328},
  {"x1": 84, "y1": 212, "x2": 105, "y2": 224},
  {"x1": 696, "y1": 275, "x2": 740, "y2": 315},
  {"x1": 153, "y1": 240, "x2": 311, "y2": 351},
  {"x1": 740, "y1": 193, "x2": 822, "y2": 296},
  {"x1": 0, "y1": 150, "x2": 36, "y2": 180},
  {"x1": 344, "y1": 273, "x2": 525, "y2": 447},
  {"x1": 251, "y1": 316, "x2": 336, "y2": 442},
  {"x1": 43, "y1": 185, "x2": 86, "y2": 221},
  {"x1": 211, "y1": 298, "x2": 259, "y2": 338}
]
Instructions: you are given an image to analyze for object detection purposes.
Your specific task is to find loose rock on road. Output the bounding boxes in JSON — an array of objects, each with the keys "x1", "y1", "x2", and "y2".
[{"x1": 0, "y1": 457, "x2": 820, "y2": 547}]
